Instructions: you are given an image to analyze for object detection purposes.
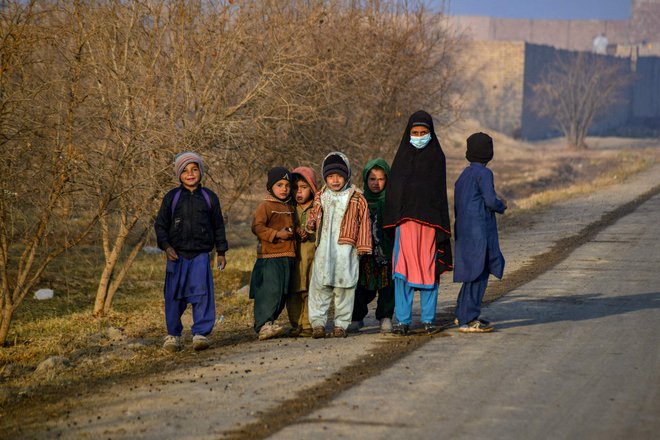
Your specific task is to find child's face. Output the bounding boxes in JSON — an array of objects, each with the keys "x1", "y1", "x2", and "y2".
[
  {"x1": 295, "y1": 179, "x2": 313, "y2": 205},
  {"x1": 367, "y1": 167, "x2": 387, "y2": 194},
  {"x1": 180, "y1": 163, "x2": 201, "y2": 190},
  {"x1": 325, "y1": 173, "x2": 346, "y2": 191},
  {"x1": 271, "y1": 179, "x2": 291, "y2": 200}
]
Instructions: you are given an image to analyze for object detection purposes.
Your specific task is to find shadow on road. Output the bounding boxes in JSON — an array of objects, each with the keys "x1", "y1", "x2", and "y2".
[{"x1": 490, "y1": 291, "x2": 660, "y2": 330}]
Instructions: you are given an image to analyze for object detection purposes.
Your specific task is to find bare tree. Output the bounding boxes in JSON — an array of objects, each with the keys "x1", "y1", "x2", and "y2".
[
  {"x1": 0, "y1": 1, "x2": 111, "y2": 344},
  {"x1": 531, "y1": 52, "x2": 630, "y2": 149},
  {"x1": 80, "y1": 1, "x2": 181, "y2": 316}
]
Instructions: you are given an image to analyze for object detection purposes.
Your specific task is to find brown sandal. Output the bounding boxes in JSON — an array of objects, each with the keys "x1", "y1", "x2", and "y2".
[
  {"x1": 312, "y1": 326, "x2": 326, "y2": 339},
  {"x1": 333, "y1": 327, "x2": 347, "y2": 338}
]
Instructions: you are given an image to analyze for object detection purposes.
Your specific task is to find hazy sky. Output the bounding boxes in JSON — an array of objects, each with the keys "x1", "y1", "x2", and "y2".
[{"x1": 444, "y1": 0, "x2": 631, "y2": 20}]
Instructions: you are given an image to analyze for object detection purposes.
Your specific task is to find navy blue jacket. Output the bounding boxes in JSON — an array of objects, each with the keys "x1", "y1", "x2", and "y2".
[
  {"x1": 154, "y1": 185, "x2": 228, "y2": 259},
  {"x1": 453, "y1": 163, "x2": 505, "y2": 282}
]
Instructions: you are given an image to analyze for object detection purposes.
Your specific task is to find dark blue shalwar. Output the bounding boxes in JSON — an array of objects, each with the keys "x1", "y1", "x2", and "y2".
[
  {"x1": 453, "y1": 163, "x2": 506, "y2": 326},
  {"x1": 164, "y1": 253, "x2": 216, "y2": 336}
]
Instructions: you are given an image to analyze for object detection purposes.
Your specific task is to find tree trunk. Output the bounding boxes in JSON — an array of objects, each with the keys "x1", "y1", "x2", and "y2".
[
  {"x1": 0, "y1": 300, "x2": 14, "y2": 346},
  {"x1": 93, "y1": 261, "x2": 114, "y2": 317},
  {"x1": 102, "y1": 231, "x2": 150, "y2": 315},
  {"x1": 576, "y1": 121, "x2": 590, "y2": 149},
  {"x1": 566, "y1": 123, "x2": 585, "y2": 149},
  {"x1": 93, "y1": 217, "x2": 130, "y2": 317}
]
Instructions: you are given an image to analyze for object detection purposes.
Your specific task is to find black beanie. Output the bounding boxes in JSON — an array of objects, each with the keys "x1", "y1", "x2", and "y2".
[
  {"x1": 466, "y1": 132, "x2": 494, "y2": 164},
  {"x1": 322, "y1": 154, "x2": 349, "y2": 181},
  {"x1": 267, "y1": 166, "x2": 291, "y2": 191}
]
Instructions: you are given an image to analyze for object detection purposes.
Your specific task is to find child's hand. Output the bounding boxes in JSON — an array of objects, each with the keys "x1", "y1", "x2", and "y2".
[
  {"x1": 497, "y1": 193, "x2": 508, "y2": 210},
  {"x1": 276, "y1": 228, "x2": 294, "y2": 240},
  {"x1": 165, "y1": 246, "x2": 178, "y2": 261},
  {"x1": 217, "y1": 255, "x2": 227, "y2": 271},
  {"x1": 296, "y1": 226, "x2": 308, "y2": 242}
]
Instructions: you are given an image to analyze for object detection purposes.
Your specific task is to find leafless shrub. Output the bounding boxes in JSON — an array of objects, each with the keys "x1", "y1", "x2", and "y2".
[
  {"x1": 0, "y1": 0, "x2": 462, "y2": 338},
  {"x1": 531, "y1": 52, "x2": 630, "y2": 149},
  {"x1": 0, "y1": 1, "x2": 110, "y2": 343}
]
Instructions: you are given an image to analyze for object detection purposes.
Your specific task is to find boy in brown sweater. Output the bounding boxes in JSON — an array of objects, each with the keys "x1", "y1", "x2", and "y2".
[{"x1": 249, "y1": 167, "x2": 296, "y2": 340}]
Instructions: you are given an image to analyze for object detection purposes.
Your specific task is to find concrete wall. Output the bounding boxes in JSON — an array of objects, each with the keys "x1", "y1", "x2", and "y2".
[
  {"x1": 458, "y1": 41, "x2": 525, "y2": 136},
  {"x1": 450, "y1": 2, "x2": 660, "y2": 140},
  {"x1": 459, "y1": 41, "x2": 660, "y2": 140},
  {"x1": 519, "y1": 44, "x2": 564, "y2": 140},
  {"x1": 520, "y1": 45, "x2": 632, "y2": 140},
  {"x1": 451, "y1": 0, "x2": 660, "y2": 52},
  {"x1": 632, "y1": 56, "x2": 660, "y2": 119},
  {"x1": 452, "y1": 16, "x2": 631, "y2": 52},
  {"x1": 631, "y1": 1, "x2": 660, "y2": 43}
]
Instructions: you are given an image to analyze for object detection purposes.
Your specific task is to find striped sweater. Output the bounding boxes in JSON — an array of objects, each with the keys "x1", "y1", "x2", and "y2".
[{"x1": 306, "y1": 185, "x2": 372, "y2": 255}]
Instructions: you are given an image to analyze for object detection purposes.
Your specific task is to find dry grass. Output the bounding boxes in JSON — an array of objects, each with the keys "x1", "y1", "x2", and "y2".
[
  {"x1": 513, "y1": 149, "x2": 656, "y2": 209},
  {"x1": 0, "y1": 245, "x2": 258, "y2": 393}
]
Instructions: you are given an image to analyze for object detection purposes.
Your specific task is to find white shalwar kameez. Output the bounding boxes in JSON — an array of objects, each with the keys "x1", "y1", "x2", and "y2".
[{"x1": 308, "y1": 187, "x2": 359, "y2": 329}]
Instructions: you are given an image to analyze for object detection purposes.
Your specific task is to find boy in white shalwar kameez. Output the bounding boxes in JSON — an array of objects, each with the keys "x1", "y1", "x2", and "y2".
[{"x1": 306, "y1": 152, "x2": 372, "y2": 338}]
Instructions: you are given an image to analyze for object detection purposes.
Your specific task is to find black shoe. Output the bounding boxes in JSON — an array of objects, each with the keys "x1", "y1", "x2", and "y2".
[
  {"x1": 392, "y1": 323, "x2": 409, "y2": 336},
  {"x1": 423, "y1": 322, "x2": 440, "y2": 334},
  {"x1": 288, "y1": 326, "x2": 302, "y2": 337}
]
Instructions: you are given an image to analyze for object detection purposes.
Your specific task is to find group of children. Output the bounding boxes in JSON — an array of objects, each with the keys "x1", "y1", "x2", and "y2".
[
  {"x1": 155, "y1": 111, "x2": 507, "y2": 350},
  {"x1": 250, "y1": 152, "x2": 374, "y2": 340}
]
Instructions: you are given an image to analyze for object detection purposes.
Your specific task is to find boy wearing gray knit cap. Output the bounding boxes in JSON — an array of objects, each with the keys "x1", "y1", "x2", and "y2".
[{"x1": 154, "y1": 152, "x2": 228, "y2": 352}]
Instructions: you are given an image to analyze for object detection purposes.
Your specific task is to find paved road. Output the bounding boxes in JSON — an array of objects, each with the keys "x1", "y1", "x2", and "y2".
[{"x1": 271, "y1": 193, "x2": 660, "y2": 439}]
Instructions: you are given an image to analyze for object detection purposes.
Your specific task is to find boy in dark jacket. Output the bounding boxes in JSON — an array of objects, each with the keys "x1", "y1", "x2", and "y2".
[
  {"x1": 155, "y1": 152, "x2": 228, "y2": 351},
  {"x1": 453, "y1": 133, "x2": 506, "y2": 333}
]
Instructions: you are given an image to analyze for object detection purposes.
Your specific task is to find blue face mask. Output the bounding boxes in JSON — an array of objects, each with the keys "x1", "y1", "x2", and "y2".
[{"x1": 410, "y1": 133, "x2": 432, "y2": 149}]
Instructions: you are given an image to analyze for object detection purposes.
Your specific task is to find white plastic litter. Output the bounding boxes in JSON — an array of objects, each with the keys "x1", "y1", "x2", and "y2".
[{"x1": 34, "y1": 288, "x2": 54, "y2": 300}]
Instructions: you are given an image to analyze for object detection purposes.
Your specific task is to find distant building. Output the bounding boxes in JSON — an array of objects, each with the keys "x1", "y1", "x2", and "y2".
[
  {"x1": 452, "y1": 0, "x2": 660, "y2": 139},
  {"x1": 452, "y1": 0, "x2": 660, "y2": 53}
]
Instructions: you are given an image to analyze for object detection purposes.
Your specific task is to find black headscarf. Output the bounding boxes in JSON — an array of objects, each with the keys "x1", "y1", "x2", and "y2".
[{"x1": 383, "y1": 110, "x2": 453, "y2": 274}]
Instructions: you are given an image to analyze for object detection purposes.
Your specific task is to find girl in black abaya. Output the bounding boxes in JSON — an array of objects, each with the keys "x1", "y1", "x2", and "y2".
[{"x1": 383, "y1": 110, "x2": 453, "y2": 335}]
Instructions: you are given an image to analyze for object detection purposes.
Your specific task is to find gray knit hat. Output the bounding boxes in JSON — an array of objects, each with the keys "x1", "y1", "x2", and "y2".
[{"x1": 174, "y1": 152, "x2": 204, "y2": 180}]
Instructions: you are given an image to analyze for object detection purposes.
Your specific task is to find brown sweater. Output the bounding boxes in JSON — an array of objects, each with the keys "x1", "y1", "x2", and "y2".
[{"x1": 252, "y1": 194, "x2": 296, "y2": 258}]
